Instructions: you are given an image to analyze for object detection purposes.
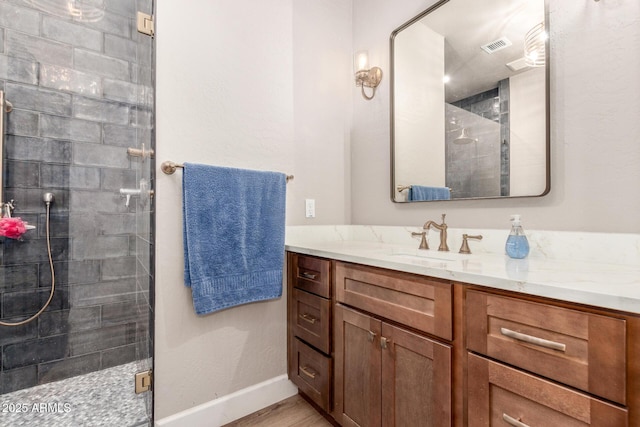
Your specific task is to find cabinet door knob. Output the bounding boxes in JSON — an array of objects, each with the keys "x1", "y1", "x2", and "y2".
[
  {"x1": 380, "y1": 336, "x2": 390, "y2": 349},
  {"x1": 299, "y1": 313, "x2": 318, "y2": 324},
  {"x1": 500, "y1": 327, "x2": 566, "y2": 352},
  {"x1": 300, "y1": 366, "x2": 317, "y2": 379},
  {"x1": 367, "y1": 331, "x2": 376, "y2": 343},
  {"x1": 503, "y1": 414, "x2": 530, "y2": 427}
]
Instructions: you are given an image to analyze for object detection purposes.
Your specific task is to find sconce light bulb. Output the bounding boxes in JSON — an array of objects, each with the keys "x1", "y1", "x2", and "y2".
[
  {"x1": 443, "y1": 75, "x2": 451, "y2": 84},
  {"x1": 354, "y1": 50, "x2": 369, "y2": 72}
]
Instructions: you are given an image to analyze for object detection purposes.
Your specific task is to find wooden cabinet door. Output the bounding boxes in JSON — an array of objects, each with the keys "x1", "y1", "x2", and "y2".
[
  {"x1": 335, "y1": 304, "x2": 453, "y2": 427},
  {"x1": 381, "y1": 323, "x2": 452, "y2": 427},
  {"x1": 334, "y1": 304, "x2": 382, "y2": 427}
]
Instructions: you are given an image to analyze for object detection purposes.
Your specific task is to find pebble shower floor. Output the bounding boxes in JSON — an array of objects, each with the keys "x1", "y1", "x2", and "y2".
[{"x1": 0, "y1": 362, "x2": 149, "y2": 426}]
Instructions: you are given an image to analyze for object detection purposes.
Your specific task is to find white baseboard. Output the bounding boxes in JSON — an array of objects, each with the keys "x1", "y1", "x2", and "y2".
[{"x1": 155, "y1": 375, "x2": 298, "y2": 427}]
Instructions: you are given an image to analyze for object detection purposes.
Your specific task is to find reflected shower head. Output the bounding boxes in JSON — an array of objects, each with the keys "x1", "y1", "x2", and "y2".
[{"x1": 453, "y1": 128, "x2": 477, "y2": 144}]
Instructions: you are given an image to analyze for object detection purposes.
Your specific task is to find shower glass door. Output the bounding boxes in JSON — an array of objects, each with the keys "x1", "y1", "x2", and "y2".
[{"x1": 0, "y1": 0, "x2": 155, "y2": 426}]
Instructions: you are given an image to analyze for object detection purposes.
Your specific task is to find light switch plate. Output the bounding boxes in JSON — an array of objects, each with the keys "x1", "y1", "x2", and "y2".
[{"x1": 305, "y1": 199, "x2": 315, "y2": 218}]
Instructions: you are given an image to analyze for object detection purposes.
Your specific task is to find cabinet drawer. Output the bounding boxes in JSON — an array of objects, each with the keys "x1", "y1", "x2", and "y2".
[
  {"x1": 466, "y1": 290, "x2": 626, "y2": 405},
  {"x1": 292, "y1": 254, "x2": 331, "y2": 298},
  {"x1": 293, "y1": 288, "x2": 331, "y2": 354},
  {"x1": 335, "y1": 261, "x2": 452, "y2": 340},
  {"x1": 468, "y1": 353, "x2": 628, "y2": 427},
  {"x1": 292, "y1": 338, "x2": 332, "y2": 412}
]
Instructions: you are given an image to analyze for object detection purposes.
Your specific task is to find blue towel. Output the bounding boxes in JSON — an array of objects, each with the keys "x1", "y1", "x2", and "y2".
[
  {"x1": 409, "y1": 185, "x2": 451, "y2": 201},
  {"x1": 182, "y1": 163, "x2": 287, "y2": 315}
]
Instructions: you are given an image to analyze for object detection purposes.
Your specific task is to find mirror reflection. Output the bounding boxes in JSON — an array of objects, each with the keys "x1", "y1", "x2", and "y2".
[{"x1": 391, "y1": 0, "x2": 549, "y2": 202}]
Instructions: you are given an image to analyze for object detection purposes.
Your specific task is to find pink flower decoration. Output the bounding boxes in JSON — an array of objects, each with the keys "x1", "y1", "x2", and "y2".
[{"x1": 0, "y1": 217, "x2": 28, "y2": 239}]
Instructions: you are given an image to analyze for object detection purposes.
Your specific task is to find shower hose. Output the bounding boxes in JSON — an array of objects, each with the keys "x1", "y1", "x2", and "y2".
[{"x1": 0, "y1": 199, "x2": 55, "y2": 327}]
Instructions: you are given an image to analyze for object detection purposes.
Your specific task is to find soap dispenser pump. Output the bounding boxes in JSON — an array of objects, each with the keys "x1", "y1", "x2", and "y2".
[{"x1": 505, "y1": 214, "x2": 530, "y2": 259}]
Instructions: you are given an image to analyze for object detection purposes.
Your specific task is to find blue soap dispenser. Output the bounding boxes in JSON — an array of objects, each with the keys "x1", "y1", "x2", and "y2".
[{"x1": 505, "y1": 214, "x2": 530, "y2": 259}]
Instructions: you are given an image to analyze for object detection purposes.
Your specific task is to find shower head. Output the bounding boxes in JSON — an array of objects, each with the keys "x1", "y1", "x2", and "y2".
[{"x1": 453, "y1": 128, "x2": 477, "y2": 145}]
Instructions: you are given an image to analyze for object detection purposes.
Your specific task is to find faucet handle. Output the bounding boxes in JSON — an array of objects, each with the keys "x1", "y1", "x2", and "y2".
[
  {"x1": 411, "y1": 231, "x2": 429, "y2": 250},
  {"x1": 459, "y1": 234, "x2": 483, "y2": 254}
]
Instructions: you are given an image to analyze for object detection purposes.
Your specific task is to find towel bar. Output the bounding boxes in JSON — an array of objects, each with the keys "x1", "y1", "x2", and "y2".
[
  {"x1": 161, "y1": 160, "x2": 294, "y2": 182},
  {"x1": 397, "y1": 185, "x2": 452, "y2": 193}
]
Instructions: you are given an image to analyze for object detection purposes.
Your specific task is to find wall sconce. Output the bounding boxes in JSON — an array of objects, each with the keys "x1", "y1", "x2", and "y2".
[
  {"x1": 524, "y1": 22, "x2": 547, "y2": 67},
  {"x1": 354, "y1": 51, "x2": 383, "y2": 100}
]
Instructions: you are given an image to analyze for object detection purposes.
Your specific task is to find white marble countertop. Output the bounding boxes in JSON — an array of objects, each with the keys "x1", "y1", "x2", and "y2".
[{"x1": 285, "y1": 226, "x2": 640, "y2": 315}]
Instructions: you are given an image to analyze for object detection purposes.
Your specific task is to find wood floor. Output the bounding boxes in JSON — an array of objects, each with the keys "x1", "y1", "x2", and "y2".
[{"x1": 222, "y1": 394, "x2": 334, "y2": 427}]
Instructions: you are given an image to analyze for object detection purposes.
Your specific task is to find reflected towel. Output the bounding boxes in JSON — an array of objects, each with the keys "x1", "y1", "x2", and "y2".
[
  {"x1": 409, "y1": 185, "x2": 451, "y2": 201},
  {"x1": 182, "y1": 163, "x2": 287, "y2": 314}
]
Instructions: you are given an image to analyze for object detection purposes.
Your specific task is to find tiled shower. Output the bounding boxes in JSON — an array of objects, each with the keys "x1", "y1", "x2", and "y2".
[
  {"x1": 445, "y1": 80, "x2": 510, "y2": 199},
  {"x1": 0, "y1": 0, "x2": 154, "y2": 425}
]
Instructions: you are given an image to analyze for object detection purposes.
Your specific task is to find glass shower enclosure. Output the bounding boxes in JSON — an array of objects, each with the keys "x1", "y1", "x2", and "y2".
[{"x1": 0, "y1": 0, "x2": 155, "y2": 425}]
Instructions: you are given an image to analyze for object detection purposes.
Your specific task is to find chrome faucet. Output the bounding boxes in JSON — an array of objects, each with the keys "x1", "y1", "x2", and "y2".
[{"x1": 423, "y1": 214, "x2": 449, "y2": 252}]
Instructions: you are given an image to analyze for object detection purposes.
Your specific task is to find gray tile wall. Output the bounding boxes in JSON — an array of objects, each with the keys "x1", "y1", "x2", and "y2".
[
  {"x1": 446, "y1": 82, "x2": 510, "y2": 199},
  {"x1": 0, "y1": 0, "x2": 154, "y2": 396}
]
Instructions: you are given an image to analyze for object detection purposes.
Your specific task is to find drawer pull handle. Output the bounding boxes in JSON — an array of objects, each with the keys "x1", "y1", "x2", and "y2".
[
  {"x1": 300, "y1": 366, "x2": 317, "y2": 379},
  {"x1": 300, "y1": 313, "x2": 318, "y2": 324},
  {"x1": 500, "y1": 328, "x2": 567, "y2": 352},
  {"x1": 503, "y1": 414, "x2": 530, "y2": 427},
  {"x1": 301, "y1": 272, "x2": 317, "y2": 280}
]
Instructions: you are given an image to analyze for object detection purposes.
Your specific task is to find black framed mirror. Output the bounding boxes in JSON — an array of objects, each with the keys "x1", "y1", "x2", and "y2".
[{"x1": 391, "y1": 0, "x2": 550, "y2": 202}]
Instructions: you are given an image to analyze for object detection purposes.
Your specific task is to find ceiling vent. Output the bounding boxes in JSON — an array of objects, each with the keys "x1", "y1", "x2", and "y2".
[{"x1": 481, "y1": 37, "x2": 512, "y2": 54}]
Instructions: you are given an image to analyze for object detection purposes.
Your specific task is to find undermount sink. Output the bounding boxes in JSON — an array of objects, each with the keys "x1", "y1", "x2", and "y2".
[{"x1": 386, "y1": 248, "x2": 469, "y2": 262}]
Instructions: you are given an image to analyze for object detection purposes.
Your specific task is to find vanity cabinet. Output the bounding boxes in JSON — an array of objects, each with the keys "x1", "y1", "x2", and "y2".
[
  {"x1": 286, "y1": 252, "x2": 640, "y2": 426},
  {"x1": 333, "y1": 261, "x2": 453, "y2": 426},
  {"x1": 287, "y1": 253, "x2": 333, "y2": 412}
]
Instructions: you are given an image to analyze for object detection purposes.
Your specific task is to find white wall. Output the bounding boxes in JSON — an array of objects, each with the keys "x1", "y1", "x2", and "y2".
[
  {"x1": 394, "y1": 22, "x2": 445, "y2": 200},
  {"x1": 155, "y1": 0, "x2": 351, "y2": 419},
  {"x1": 293, "y1": 0, "x2": 352, "y2": 224},
  {"x1": 510, "y1": 67, "x2": 546, "y2": 197},
  {"x1": 352, "y1": 0, "x2": 640, "y2": 233},
  {"x1": 351, "y1": 0, "x2": 431, "y2": 208}
]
